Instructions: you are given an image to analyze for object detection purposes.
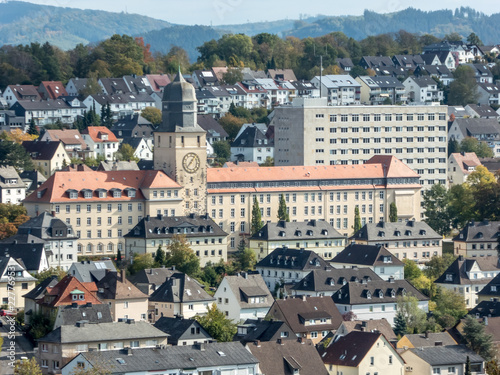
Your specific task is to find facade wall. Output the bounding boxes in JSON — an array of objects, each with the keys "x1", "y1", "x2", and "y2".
[
  {"x1": 24, "y1": 193, "x2": 184, "y2": 257},
  {"x1": 257, "y1": 267, "x2": 311, "y2": 290},
  {"x1": 0, "y1": 279, "x2": 35, "y2": 309},
  {"x1": 207, "y1": 186, "x2": 420, "y2": 251},
  {"x1": 355, "y1": 239, "x2": 442, "y2": 264},
  {"x1": 106, "y1": 298, "x2": 149, "y2": 322},
  {"x1": 150, "y1": 300, "x2": 211, "y2": 321},
  {"x1": 272, "y1": 103, "x2": 448, "y2": 191},
  {"x1": 454, "y1": 241, "x2": 498, "y2": 258}
]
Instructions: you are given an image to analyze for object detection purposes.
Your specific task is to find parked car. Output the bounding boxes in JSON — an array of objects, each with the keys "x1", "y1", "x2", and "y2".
[{"x1": 0, "y1": 309, "x2": 16, "y2": 317}]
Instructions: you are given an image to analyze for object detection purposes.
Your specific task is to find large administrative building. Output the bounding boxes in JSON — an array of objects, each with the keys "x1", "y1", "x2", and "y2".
[{"x1": 24, "y1": 73, "x2": 423, "y2": 257}]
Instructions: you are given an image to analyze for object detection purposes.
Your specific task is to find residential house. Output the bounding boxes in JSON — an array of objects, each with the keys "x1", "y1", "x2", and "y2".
[
  {"x1": 110, "y1": 113, "x2": 155, "y2": 139},
  {"x1": 223, "y1": 84, "x2": 248, "y2": 109},
  {"x1": 2, "y1": 84, "x2": 41, "y2": 107},
  {"x1": 20, "y1": 170, "x2": 46, "y2": 195},
  {"x1": 22, "y1": 140, "x2": 70, "y2": 177},
  {"x1": 40, "y1": 129, "x2": 88, "y2": 159},
  {"x1": 423, "y1": 48, "x2": 459, "y2": 69},
  {"x1": 230, "y1": 124, "x2": 273, "y2": 163},
  {"x1": 333, "y1": 319, "x2": 396, "y2": 343},
  {"x1": 38, "y1": 81, "x2": 68, "y2": 99},
  {"x1": 61, "y1": 342, "x2": 259, "y2": 375},
  {"x1": 477, "y1": 272, "x2": 500, "y2": 303},
  {"x1": 454, "y1": 316, "x2": 500, "y2": 359},
  {"x1": 332, "y1": 277, "x2": 429, "y2": 325},
  {"x1": 99, "y1": 77, "x2": 131, "y2": 95},
  {"x1": 289, "y1": 80, "x2": 319, "y2": 97},
  {"x1": 0, "y1": 109, "x2": 25, "y2": 131},
  {"x1": 68, "y1": 260, "x2": 117, "y2": 283},
  {"x1": 464, "y1": 64, "x2": 494, "y2": 83},
  {"x1": 248, "y1": 338, "x2": 328, "y2": 375},
  {"x1": 65, "y1": 78, "x2": 88, "y2": 97},
  {"x1": 0, "y1": 242, "x2": 49, "y2": 274},
  {"x1": 465, "y1": 104, "x2": 500, "y2": 119},
  {"x1": 124, "y1": 214, "x2": 228, "y2": 267},
  {"x1": 330, "y1": 243, "x2": 404, "y2": 281},
  {"x1": 448, "y1": 117, "x2": 500, "y2": 157},
  {"x1": 81, "y1": 126, "x2": 120, "y2": 160},
  {"x1": 267, "y1": 295, "x2": 343, "y2": 344},
  {"x1": 192, "y1": 70, "x2": 220, "y2": 88},
  {"x1": 96, "y1": 269, "x2": 149, "y2": 321},
  {"x1": 356, "y1": 76, "x2": 406, "y2": 105},
  {"x1": 251, "y1": 220, "x2": 345, "y2": 261},
  {"x1": 52, "y1": 302, "x2": 113, "y2": 329},
  {"x1": 23, "y1": 276, "x2": 59, "y2": 324},
  {"x1": 149, "y1": 272, "x2": 215, "y2": 321},
  {"x1": 403, "y1": 76, "x2": 443, "y2": 103},
  {"x1": 214, "y1": 272, "x2": 273, "y2": 322},
  {"x1": 197, "y1": 114, "x2": 228, "y2": 145},
  {"x1": 453, "y1": 220, "x2": 500, "y2": 258},
  {"x1": 11, "y1": 97, "x2": 86, "y2": 126},
  {"x1": 477, "y1": 83, "x2": 500, "y2": 106},
  {"x1": 128, "y1": 267, "x2": 177, "y2": 295},
  {"x1": 6, "y1": 211, "x2": 78, "y2": 270},
  {"x1": 0, "y1": 166, "x2": 26, "y2": 204},
  {"x1": 291, "y1": 267, "x2": 382, "y2": 297},
  {"x1": 153, "y1": 316, "x2": 212, "y2": 345},
  {"x1": 401, "y1": 345, "x2": 485, "y2": 375},
  {"x1": 123, "y1": 75, "x2": 154, "y2": 94},
  {"x1": 145, "y1": 74, "x2": 171, "y2": 93},
  {"x1": 435, "y1": 255, "x2": 500, "y2": 308},
  {"x1": 237, "y1": 81, "x2": 269, "y2": 109},
  {"x1": 392, "y1": 54, "x2": 425, "y2": 70},
  {"x1": 83, "y1": 94, "x2": 132, "y2": 119},
  {"x1": 350, "y1": 221, "x2": 442, "y2": 264},
  {"x1": 256, "y1": 247, "x2": 331, "y2": 290},
  {"x1": 121, "y1": 137, "x2": 153, "y2": 160},
  {"x1": 448, "y1": 152, "x2": 482, "y2": 186},
  {"x1": 310, "y1": 75, "x2": 361, "y2": 106},
  {"x1": 267, "y1": 69, "x2": 297, "y2": 81},
  {"x1": 469, "y1": 300, "x2": 500, "y2": 318},
  {"x1": 0, "y1": 256, "x2": 36, "y2": 309},
  {"x1": 360, "y1": 56, "x2": 395, "y2": 71},
  {"x1": 479, "y1": 157, "x2": 500, "y2": 174},
  {"x1": 254, "y1": 78, "x2": 292, "y2": 106},
  {"x1": 320, "y1": 331, "x2": 405, "y2": 375},
  {"x1": 236, "y1": 318, "x2": 295, "y2": 344},
  {"x1": 37, "y1": 275, "x2": 102, "y2": 318},
  {"x1": 414, "y1": 64, "x2": 454, "y2": 85},
  {"x1": 37, "y1": 320, "x2": 168, "y2": 374},
  {"x1": 396, "y1": 331, "x2": 457, "y2": 349},
  {"x1": 336, "y1": 58, "x2": 354, "y2": 72}
]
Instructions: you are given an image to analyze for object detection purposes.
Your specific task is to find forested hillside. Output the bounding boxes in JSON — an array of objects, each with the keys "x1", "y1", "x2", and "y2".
[{"x1": 0, "y1": 1, "x2": 172, "y2": 49}]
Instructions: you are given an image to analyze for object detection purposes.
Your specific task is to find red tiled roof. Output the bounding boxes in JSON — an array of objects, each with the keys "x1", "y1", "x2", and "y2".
[
  {"x1": 208, "y1": 156, "x2": 418, "y2": 183},
  {"x1": 450, "y1": 152, "x2": 481, "y2": 175},
  {"x1": 25, "y1": 170, "x2": 180, "y2": 203},
  {"x1": 40, "y1": 81, "x2": 68, "y2": 99},
  {"x1": 146, "y1": 74, "x2": 171, "y2": 92},
  {"x1": 82, "y1": 126, "x2": 119, "y2": 143},
  {"x1": 42, "y1": 275, "x2": 101, "y2": 307}
]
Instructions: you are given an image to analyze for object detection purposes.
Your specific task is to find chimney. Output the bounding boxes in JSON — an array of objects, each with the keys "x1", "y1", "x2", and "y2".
[
  {"x1": 157, "y1": 213, "x2": 163, "y2": 220},
  {"x1": 254, "y1": 340, "x2": 261, "y2": 347},
  {"x1": 146, "y1": 215, "x2": 150, "y2": 222},
  {"x1": 71, "y1": 302, "x2": 78, "y2": 308},
  {"x1": 279, "y1": 220, "x2": 286, "y2": 228},
  {"x1": 310, "y1": 219, "x2": 316, "y2": 227},
  {"x1": 458, "y1": 255, "x2": 464, "y2": 261},
  {"x1": 425, "y1": 331, "x2": 429, "y2": 339},
  {"x1": 126, "y1": 348, "x2": 133, "y2": 356},
  {"x1": 241, "y1": 272, "x2": 248, "y2": 279},
  {"x1": 302, "y1": 295, "x2": 306, "y2": 301},
  {"x1": 127, "y1": 319, "x2": 135, "y2": 324},
  {"x1": 361, "y1": 321, "x2": 367, "y2": 328},
  {"x1": 277, "y1": 338, "x2": 282, "y2": 345},
  {"x1": 388, "y1": 276, "x2": 395, "y2": 283},
  {"x1": 51, "y1": 210, "x2": 56, "y2": 217},
  {"x1": 121, "y1": 269, "x2": 126, "y2": 282},
  {"x1": 484, "y1": 316, "x2": 488, "y2": 326}
]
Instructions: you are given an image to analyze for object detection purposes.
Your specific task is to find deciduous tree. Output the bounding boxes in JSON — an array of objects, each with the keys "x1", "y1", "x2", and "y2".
[
  {"x1": 14, "y1": 357, "x2": 42, "y2": 375},
  {"x1": 195, "y1": 303, "x2": 237, "y2": 342},
  {"x1": 116, "y1": 143, "x2": 139, "y2": 162},
  {"x1": 141, "y1": 106, "x2": 162, "y2": 126},
  {"x1": 166, "y1": 234, "x2": 200, "y2": 276}
]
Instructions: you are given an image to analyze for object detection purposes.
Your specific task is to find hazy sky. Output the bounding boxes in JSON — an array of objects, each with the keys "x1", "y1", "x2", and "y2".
[{"x1": 15, "y1": 0, "x2": 499, "y2": 25}]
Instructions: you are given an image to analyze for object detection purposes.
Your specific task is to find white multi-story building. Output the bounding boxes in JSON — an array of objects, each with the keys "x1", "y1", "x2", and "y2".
[
  {"x1": 272, "y1": 98, "x2": 448, "y2": 190},
  {"x1": 310, "y1": 75, "x2": 361, "y2": 106}
]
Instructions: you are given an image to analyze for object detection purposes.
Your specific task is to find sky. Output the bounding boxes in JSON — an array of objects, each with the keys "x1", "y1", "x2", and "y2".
[{"x1": 13, "y1": 0, "x2": 499, "y2": 25}]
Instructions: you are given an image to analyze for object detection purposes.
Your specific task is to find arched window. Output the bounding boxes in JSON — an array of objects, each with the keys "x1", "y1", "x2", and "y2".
[
  {"x1": 86, "y1": 244, "x2": 92, "y2": 253},
  {"x1": 107, "y1": 243, "x2": 114, "y2": 252},
  {"x1": 97, "y1": 243, "x2": 103, "y2": 252},
  {"x1": 77, "y1": 243, "x2": 83, "y2": 253}
]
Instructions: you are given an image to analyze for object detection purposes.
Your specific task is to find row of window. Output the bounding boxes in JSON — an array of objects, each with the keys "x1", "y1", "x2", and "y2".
[
  {"x1": 74, "y1": 216, "x2": 139, "y2": 227},
  {"x1": 327, "y1": 113, "x2": 446, "y2": 122},
  {"x1": 323, "y1": 137, "x2": 447, "y2": 143},
  {"x1": 56, "y1": 202, "x2": 143, "y2": 214},
  {"x1": 77, "y1": 242, "x2": 122, "y2": 253}
]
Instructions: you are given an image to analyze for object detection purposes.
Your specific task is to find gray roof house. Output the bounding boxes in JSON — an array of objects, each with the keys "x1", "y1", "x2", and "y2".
[
  {"x1": 230, "y1": 124, "x2": 273, "y2": 163},
  {"x1": 452, "y1": 220, "x2": 500, "y2": 258},
  {"x1": 256, "y1": 247, "x2": 332, "y2": 289},
  {"x1": 214, "y1": 272, "x2": 274, "y2": 322},
  {"x1": 52, "y1": 302, "x2": 114, "y2": 329},
  {"x1": 149, "y1": 272, "x2": 215, "y2": 320},
  {"x1": 128, "y1": 267, "x2": 177, "y2": 295},
  {"x1": 401, "y1": 345, "x2": 485, "y2": 375},
  {"x1": 250, "y1": 220, "x2": 345, "y2": 261},
  {"x1": 330, "y1": 243, "x2": 404, "y2": 281},
  {"x1": 448, "y1": 118, "x2": 500, "y2": 158},
  {"x1": 350, "y1": 220, "x2": 442, "y2": 264},
  {"x1": 291, "y1": 267, "x2": 382, "y2": 297},
  {"x1": 153, "y1": 316, "x2": 213, "y2": 345},
  {"x1": 68, "y1": 260, "x2": 117, "y2": 283},
  {"x1": 0, "y1": 165, "x2": 26, "y2": 204},
  {"x1": 110, "y1": 113, "x2": 155, "y2": 139},
  {"x1": 235, "y1": 318, "x2": 295, "y2": 344},
  {"x1": 61, "y1": 342, "x2": 259, "y2": 375}
]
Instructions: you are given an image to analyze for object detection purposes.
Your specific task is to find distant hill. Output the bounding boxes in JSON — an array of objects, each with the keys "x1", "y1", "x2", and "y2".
[
  {"x1": 141, "y1": 26, "x2": 227, "y2": 61},
  {"x1": 1, "y1": 2, "x2": 499, "y2": 61},
  {"x1": 0, "y1": 1, "x2": 173, "y2": 49}
]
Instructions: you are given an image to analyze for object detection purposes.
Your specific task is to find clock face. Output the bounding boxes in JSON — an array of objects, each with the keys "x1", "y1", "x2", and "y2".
[{"x1": 182, "y1": 152, "x2": 201, "y2": 173}]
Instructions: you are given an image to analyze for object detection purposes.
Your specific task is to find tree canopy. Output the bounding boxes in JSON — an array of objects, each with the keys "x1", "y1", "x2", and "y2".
[{"x1": 195, "y1": 303, "x2": 237, "y2": 342}]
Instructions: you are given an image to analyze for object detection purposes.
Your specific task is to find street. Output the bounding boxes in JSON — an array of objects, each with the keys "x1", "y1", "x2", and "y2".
[{"x1": 0, "y1": 317, "x2": 35, "y2": 375}]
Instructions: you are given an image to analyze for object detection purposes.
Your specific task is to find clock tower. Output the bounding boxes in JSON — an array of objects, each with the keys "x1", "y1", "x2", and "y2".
[{"x1": 154, "y1": 70, "x2": 207, "y2": 215}]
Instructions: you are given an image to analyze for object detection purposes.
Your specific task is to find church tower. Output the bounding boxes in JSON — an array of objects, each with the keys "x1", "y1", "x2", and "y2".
[{"x1": 154, "y1": 70, "x2": 207, "y2": 215}]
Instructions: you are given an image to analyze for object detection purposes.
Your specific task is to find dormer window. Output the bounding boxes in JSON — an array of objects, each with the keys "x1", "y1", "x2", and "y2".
[
  {"x1": 67, "y1": 189, "x2": 78, "y2": 199},
  {"x1": 81, "y1": 189, "x2": 93, "y2": 199},
  {"x1": 405, "y1": 230, "x2": 412, "y2": 236},
  {"x1": 96, "y1": 189, "x2": 107, "y2": 198},
  {"x1": 492, "y1": 286, "x2": 497, "y2": 292},
  {"x1": 279, "y1": 231, "x2": 286, "y2": 237},
  {"x1": 390, "y1": 290, "x2": 396, "y2": 298},
  {"x1": 445, "y1": 274, "x2": 453, "y2": 281},
  {"x1": 295, "y1": 230, "x2": 302, "y2": 237},
  {"x1": 366, "y1": 291, "x2": 372, "y2": 299},
  {"x1": 321, "y1": 230, "x2": 328, "y2": 235},
  {"x1": 110, "y1": 189, "x2": 122, "y2": 198},
  {"x1": 419, "y1": 230, "x2": 426, "y2": 235},
  {"x1": 307, "y1": 230, "x2": 313, "y2": 236},
  {"x1": 394, "y1": 230, "x2": 401, "y2": 237},
  {"x1": 125, "y1": 188, "x2": 136, "y2": 198},
  {"x1": 379, "y1": 231, "x2": 385, "y2": 237},
  {"x1": 378, "y1": 291, "x2": 384, "y2": 298}
]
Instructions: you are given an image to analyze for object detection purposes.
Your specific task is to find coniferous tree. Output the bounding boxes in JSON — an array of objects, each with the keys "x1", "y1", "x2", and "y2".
[
  {"x1": 462, "y1": 315, "x2": 494, "y2": 361},
  {"x1": 27, "y1": 119, "x2": 39, "y2": 136},
  {"x1": 393, "y1": 311, "x2": 408, "y2": 337},
  {"x1": 116, "y1": 248, "x2": 122, "y2": 262},
  {"x1": 465, "y1": 356, "x2": 471, "y2": 375},
  {"x1": 353, "y1": 206, "x2": 362, "y2": 233},
  {"x1": 155, "y1": 244, "x2": 166, "y2": 265},
  {"x1": 277, "y1": 194, "x2": 289, "y2": 222},
  {"x1": 389, "y1": 202, "x2": 398, "y2": 222},
  {"x1": 251, "y1": 196, "x2": 263, "y2": 235}
]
